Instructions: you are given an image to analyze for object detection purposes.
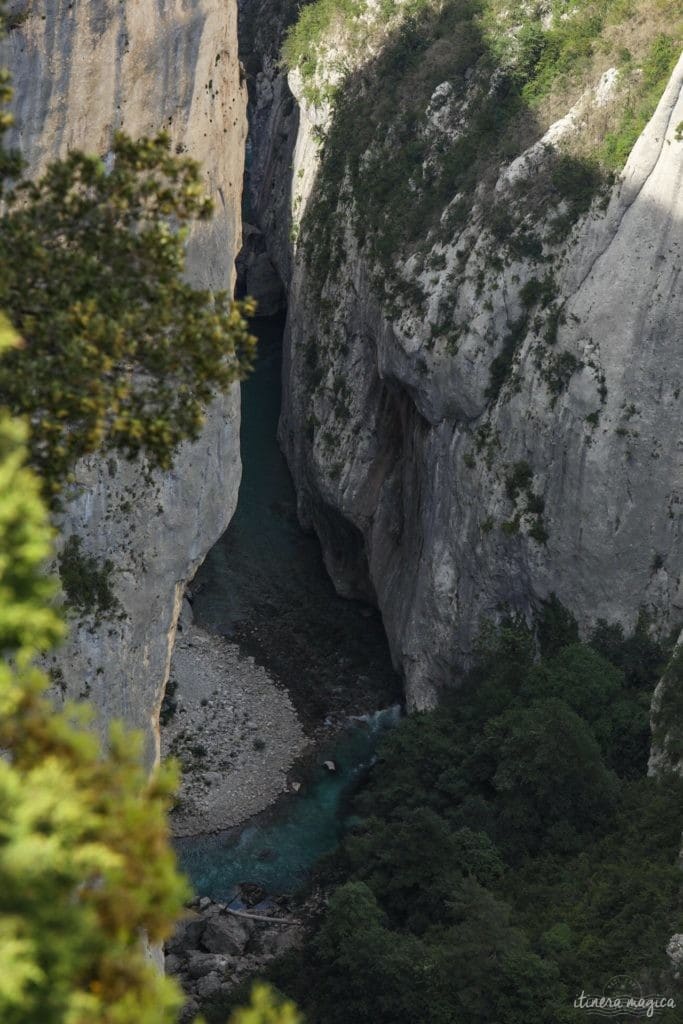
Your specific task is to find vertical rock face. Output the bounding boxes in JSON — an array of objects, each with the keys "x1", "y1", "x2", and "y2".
[
  {"x1": 4, "y1": 0, "x2": 245, "y2": 291},
  {"x1": 3, "y1": 0, "x2": 247, "y2": 765},
  {"x1": 235, "y1": 0, "x2": 298, "y2": 309},
  {"x1": 273, "y1": 53, "x2": 683, "y2": 708}
]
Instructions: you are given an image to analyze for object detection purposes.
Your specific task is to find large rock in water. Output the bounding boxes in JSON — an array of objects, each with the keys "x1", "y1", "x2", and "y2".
[
  {"x1": 276, "y1": 53, "x2": 683, "y2": 708},
  {"x1": 1, "y1": 0, "x2": 247, "y2": 765}
]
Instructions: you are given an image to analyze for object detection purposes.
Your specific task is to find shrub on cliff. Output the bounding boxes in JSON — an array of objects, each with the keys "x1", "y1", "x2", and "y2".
[
  {"x1": 286, "y1": 0, "x2": 681, "y2": 302},
  {"x1": 0, "y1": 132, "x2": 256, "y2": 496},
  {"x1": 0, "y1": 318, "x2": 187, "y2": 1023}
]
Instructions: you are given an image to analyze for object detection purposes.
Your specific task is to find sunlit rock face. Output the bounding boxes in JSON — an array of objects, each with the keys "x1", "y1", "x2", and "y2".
[
  {"x1": 3, "y1": 0, "x2": 247, "y2": 765},
  {"x1": 274, "y1": 51, "x2": 683, "y2": 708}
]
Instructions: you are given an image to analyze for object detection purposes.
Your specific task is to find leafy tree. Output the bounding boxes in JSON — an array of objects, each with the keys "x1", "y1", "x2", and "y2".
[
  {"x1": 305, "y1": 882, "x2": 429, "y2": 1024},
  {"x1": 427, "y1": 878, "x2": 566, "y2": 1024},
  {"x1": 590, "y1": 615, "x2": 669, "y2": 690},
  {"x1": 522, "y1": 644, "x2": 650, "y2": 776},
  {"x1": 342, "y1": 810, "x2": 503, "y2": 932},
  {"x1": 0, "y1": 322, "x2": 189, "y2": 1022},
  {"x1": 228, "y1": 985, "x2": 303, "y2": 1024},
  {"x1": 484, "y1": 698, "x2": 618, "y2": 854},
  {"x1": 0, "y1": 133, "x2": 256, "y2": 494},
  {"x1": 353, "y1": 711, "x2": 466, "y2": 821},
  {"x1": 537, "y1": 594, "x2": 579, "y2": 658}
]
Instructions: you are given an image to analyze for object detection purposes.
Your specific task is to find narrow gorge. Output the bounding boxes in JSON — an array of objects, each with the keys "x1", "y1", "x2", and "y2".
[
  {"x1": 245, "y1": 0, "x2": 683, "y2": 712},
  {"x1": 2, "y1": 0, "x2": 682, "y2": 1021}
]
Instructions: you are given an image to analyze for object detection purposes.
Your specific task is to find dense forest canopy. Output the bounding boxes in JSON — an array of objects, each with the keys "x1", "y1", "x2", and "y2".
[{"x1": 217, "y1": 615, "x2": 683, "y2": 1024}]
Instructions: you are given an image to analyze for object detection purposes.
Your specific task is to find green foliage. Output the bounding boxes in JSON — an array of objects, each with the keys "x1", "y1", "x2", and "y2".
[
  {"x1": 550, "y1": 155, "x2": 604, "y2": 216},
  {"x1": 58, "y1": 535, "x2": 120, "y2": 620},
  {"x1": 0, "y1": 321, "x2": 189, "y2": 1023},
  {"x1": 505, "y1": 460, "x2": 533, "y2": 501},
  {"x1": 543, "y1": 350, "x2": 583, "y2": 397},
  {"x1": 519, "y1": 275, "x2": 557, "y2": 310},
  {"x1": 502, "y1": 459, "x2": 547, "y2": 543},
  {"x1": 0, "y1": 133, "x2": 256, "y2": 495},
  {"x1": 537, "y1": 593, "x2": 579, "y2": 658},
  {"x1": 268, "y1": 621, "x2": 681, "y2": 1023},
  {"x1": 289, "y1": 0, "x2": 681, "y2": 378},
  {"x1": 486, "y1": 315, "x2": 528, "y2": 400},
  {"x1": 484, "y1": 698, "x2": 619, "y2": 854},
  {"x1": 601, "y1": 34, "x2": 680, "y2": 169},
  {"x1": 590, "y1": 613, "x2": 670, "y2": 690},
  {"x1": 275, "y1": 878, "x2": 565, "y2": 1024},
  {"x1": 228, "y1": 984, "x2": 303, "y2": 1024},
  {"x1": 282, "y1": 0, "x2": 367, "y2": 92},
  {"x1": 0, "y1": 332, "x2": 64, "y2": 661}
]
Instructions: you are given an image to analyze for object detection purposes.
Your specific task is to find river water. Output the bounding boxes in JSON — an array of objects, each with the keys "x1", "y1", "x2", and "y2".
[
  {"x1": 176, "y1": 315, "x2": 400, "y2": 900},
  {"x1": 176, "y1": 705, "x2": 400, "y2": 900}
]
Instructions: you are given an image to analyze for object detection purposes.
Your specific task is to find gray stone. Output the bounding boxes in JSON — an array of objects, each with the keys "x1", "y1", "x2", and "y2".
[
  {"x1": 1, "y1": 0, "x2": 247, "y2": 769},
  {"x1": 164, "y1": 953, "x2": 183, "y2": 976},
  {"x1": 166, "y1": 917, "x2": 206, "y2": 954},
  {"x1": 195, "y1": 972, "x2": 224, "y2": 999},
  {"x1": 274, "y1": 49, "x2": 683, "y2": 710},
  {"x1": 667, "y1": 933, "x2": 683, "y2": 979},
  {"x1": 202, "y1": 915, "x2": 251, "y2": 956},
  {"x1": 186, "y1": 952, "x2": 229, "y2": 980}
]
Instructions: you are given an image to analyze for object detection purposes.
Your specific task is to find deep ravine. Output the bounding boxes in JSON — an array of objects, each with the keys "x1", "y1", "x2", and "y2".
[{"x1": 172, "y1": 313, "x2": 401, "y2": 898}]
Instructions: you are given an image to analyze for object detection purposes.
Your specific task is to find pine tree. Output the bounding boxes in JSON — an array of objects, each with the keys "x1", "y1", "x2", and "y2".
[{"x1": 0, "y1": 133, "x2": 256, "y2": 496}]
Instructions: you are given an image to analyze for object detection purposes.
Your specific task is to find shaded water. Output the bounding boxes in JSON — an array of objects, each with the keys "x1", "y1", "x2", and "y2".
[
  {"x1": 178, "y1": 316, "x2": 400, "y2": 897},
  {"x1": 190, "y1": 315, "x2": 399, "y2": 725}
]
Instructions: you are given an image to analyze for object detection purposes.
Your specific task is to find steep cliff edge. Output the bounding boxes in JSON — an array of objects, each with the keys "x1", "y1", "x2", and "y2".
[
  {"x1": 269, "y1": 7, "x2": 682, "y2": 707},
  {"x1": 3, "y1": 0, "x2": 247, "y2": 764}
]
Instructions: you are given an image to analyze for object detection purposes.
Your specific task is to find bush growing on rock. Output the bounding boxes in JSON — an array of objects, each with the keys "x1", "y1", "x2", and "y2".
[
  {"x1": 0, "y1": 319, "x2": 187, "y2": 1023},
  {"x1": 0, "y1": 132, "x2": 256, "y2": 496}
]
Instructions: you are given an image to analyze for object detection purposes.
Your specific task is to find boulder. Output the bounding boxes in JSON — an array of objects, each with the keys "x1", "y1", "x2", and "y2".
[
  {"x1": 186, "y1": 951, "x2": 230, "y2": 980},
  {"x1": 164, "y1": 953, "x2": 183, "y2": 976},
  {"x1": 166, "y1": 915, "x2": 206, "y2": 954},
  {"x1": 196, "y1": 972, "x2": 223, "y2": 999},
  {"x1": 202, "y1": 914, "x2": 251, "y2": 955},
  {"x1": 179, "y1": 998, "x2": 200, "y2": 1024},
  {"x1": 667, "y1": 934, "x2": 683, "y2": 978}
]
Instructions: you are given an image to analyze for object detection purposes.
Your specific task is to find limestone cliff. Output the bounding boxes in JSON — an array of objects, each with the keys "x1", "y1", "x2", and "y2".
[
  {"x1": 257, "y1": 20, "x2": 683, "y2": 707},
  {"x1": 3, "y1": 0, "x2": 247, "y2": 764}
]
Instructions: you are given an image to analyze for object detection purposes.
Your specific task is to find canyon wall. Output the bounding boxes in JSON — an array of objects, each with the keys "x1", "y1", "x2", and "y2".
[
  {"x1": 248, "y1": 23, "x2": 683, "y2": 708},
  {"x1": 3, "y1": 0, "x2": 247, "y2": 765}
]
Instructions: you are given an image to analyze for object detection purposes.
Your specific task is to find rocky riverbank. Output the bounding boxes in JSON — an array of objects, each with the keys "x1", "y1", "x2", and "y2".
[
  {"x1": 166, "y1": 891, "x2": 321, "y2": 1021},
  {"x1": 162, "y1": 613, "x2": 306, "y2": 837}
]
